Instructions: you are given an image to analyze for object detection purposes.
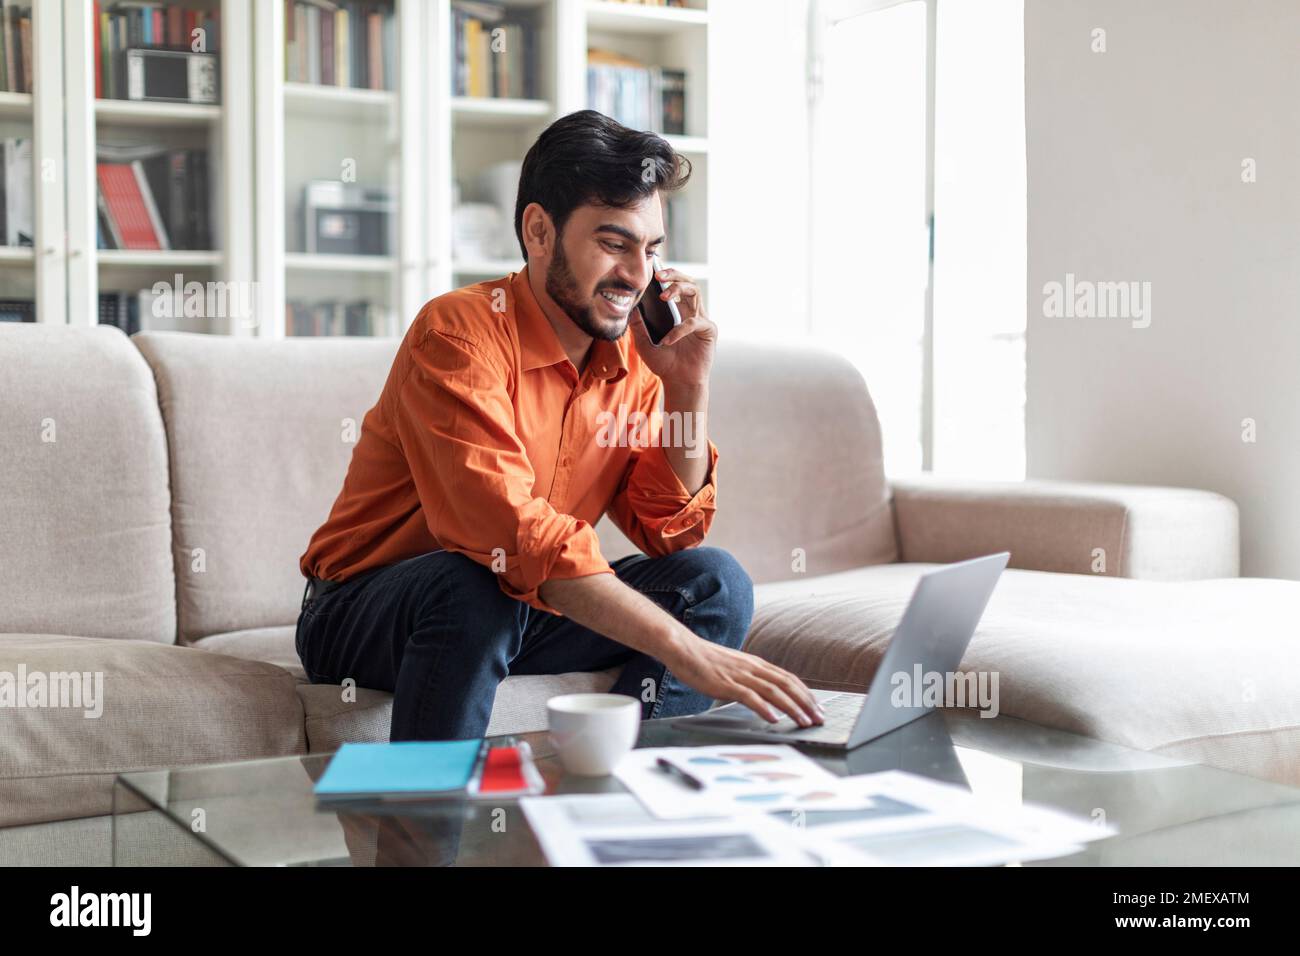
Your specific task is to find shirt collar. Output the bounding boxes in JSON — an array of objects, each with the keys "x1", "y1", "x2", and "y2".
[{"x1": 510, "y1": 266, "x2": 630, "y2": 383}]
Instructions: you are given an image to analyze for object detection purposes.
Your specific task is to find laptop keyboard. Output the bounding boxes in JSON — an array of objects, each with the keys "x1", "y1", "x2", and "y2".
[{"x1": 765, "y1": 692, "x2": 863, "y2": 741}]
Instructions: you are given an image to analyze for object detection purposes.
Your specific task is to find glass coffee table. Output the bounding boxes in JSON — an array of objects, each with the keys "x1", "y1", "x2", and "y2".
[{"x1": 111, "y1": 710, "x2": 1300, "y2": 866}]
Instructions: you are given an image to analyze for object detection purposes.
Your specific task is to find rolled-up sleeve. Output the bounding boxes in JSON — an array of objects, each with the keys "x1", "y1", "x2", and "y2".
[
  {"x1": 393, "y1": 329, "x2": 613, "y2": 613},
  {"x1": 606, "y1": 372, "x2": 719, "y2": 556}
]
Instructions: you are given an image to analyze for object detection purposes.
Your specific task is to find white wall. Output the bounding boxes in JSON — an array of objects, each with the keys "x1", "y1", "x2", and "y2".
[
  {"x1": 707, "y1": 0, "x2": 812, "y2": 342},
  {"x1": 1025, "y1": 0, "x2": 1300, "y2": 578}
]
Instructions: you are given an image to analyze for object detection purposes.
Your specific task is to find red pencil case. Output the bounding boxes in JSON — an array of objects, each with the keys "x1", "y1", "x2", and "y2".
[{"x1": 467, "y1": 742, "x2": 545, "y2": 797}]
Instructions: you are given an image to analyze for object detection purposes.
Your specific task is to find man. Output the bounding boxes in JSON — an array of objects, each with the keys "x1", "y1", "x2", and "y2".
[{"x1": 297, "y1": 110, "x2": 823, "y2": 741}]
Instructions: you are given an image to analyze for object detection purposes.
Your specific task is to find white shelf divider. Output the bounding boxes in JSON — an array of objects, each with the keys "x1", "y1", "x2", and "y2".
[
  {"x1": 285, "y1": 253, "x2": 397, "y2": 273},
  {"x1": 254, "y1": 0, "x2": 286, "y2": 338},
  {"x1": 94, "y1": 99, "x2": 223, "y2": 129},
  {"x1": 453, "y1": 257, "x2": 526, "y2": 277},
  {"x1": 425, "y1": 0, "x2": 454, "y2": 298},
  {"x1": 223, "y1": 0, "x2": 256, "y2": 336},
  {"x1": 0, "y1": 246, "x2": 35, "y2": 264},
  {"x1": 34, "y1": 0, "x2": 67, "y2": 324},
  {"x1": 451, "y1": 96, "x2": 553, "y2": 127},
  {"x1": 0, "y1": 91, "x2": 33, "y2": 118},
  {"x1": 62, "y1": 0, "x2": 95, "y2": 327},
  {"x1": 584, "y1": 1, "x2": 709, "y2": 35},
  {"x1": 97, "y1": 250, "x2": 223, "y2": 268},
  {"x1": 284, "y1": 82, "x2": 396, "y2": 121},
  {"x1": 398, "y1": 0, "x2": 426, "y2": 329}
]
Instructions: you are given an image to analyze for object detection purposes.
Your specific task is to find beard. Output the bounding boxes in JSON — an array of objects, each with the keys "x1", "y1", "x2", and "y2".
[{"x1": 544, "y1": 236, "x2": 635, "y2": 342}]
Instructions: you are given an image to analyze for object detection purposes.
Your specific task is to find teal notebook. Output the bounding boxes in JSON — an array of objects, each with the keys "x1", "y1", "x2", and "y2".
[{"x1": 314, "y1": 740, "x2": 483, "y2": 801}]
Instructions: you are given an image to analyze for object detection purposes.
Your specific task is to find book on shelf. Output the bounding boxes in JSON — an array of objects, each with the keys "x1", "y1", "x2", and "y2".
[
  {"x1": 1, "y1": 1, "x2": 33, "y2": 94},
  {"x1": 96, "y1": 143, "x2": 211, "y2": 251},
  {"x1": 287, "y1": 298, "x2": 386, "y2": 336},
  {"x1": 100, "y1": 288, "x2": 212, "y2": 334},
  {"x1": 97, "y1": 161, "x2": 169, "y2": 251},
  {"x1": 95, "y1": 2, "x2": 222, "y2": 102},
  {"x1": 1, "y1": 136, "x2": 32, "y2": 247},
  {"x1": 98, "y1": 290, "x2": 143, "y2": 334},
  {"x1": 0, "y1": 298, "x2": 35, "y2": 322},
  {"x1": 451, "y1": 1, "x2": 537, "y2": 100},
  {"x1": 587, "y1": 48, "x2": 686, "y2": 135},
  {"x1": 285, "y1": 0, "x2": 396, "y2": 92}
]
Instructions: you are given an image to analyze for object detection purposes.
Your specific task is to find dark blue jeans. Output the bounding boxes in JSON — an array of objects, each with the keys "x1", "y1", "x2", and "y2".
[{"x1": 295, "y1": 546, "x2": 754, "y2": 741}]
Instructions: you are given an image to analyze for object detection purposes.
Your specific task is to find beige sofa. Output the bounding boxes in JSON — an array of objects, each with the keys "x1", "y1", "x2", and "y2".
[{"x1": 2, "y1": 323, "x2": 1296, "y2": 863}]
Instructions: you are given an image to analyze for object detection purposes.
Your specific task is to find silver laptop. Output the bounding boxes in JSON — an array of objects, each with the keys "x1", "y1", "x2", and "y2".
[{"x1": 674, "y1": 552, "x2": 1010, "y2": 750}]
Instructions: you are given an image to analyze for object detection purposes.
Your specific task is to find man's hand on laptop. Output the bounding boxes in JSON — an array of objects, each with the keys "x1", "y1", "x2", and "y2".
[
  {"x1": 662, "y1": 637, "x2": 826, "y2": 728},
  {"x1": 538, "y1": 571, "x2": 824, "y2": 727}
]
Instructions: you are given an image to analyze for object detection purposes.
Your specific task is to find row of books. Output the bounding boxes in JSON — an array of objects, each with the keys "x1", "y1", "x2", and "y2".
[
  {"x1": 1, "y1": 1, "x2": 31, "y2": 94},
  {"x1": 96, "y1": 144, "x2": 211, "y2": 251},
  {"x1": 94, "y1": 1, "x2": 223, "y2": 101},
  {"x1": 1, "y1": 137, "x2": 31, "y2": 247},
  {"x1": 98, "y1": 290, "x2": 145, "y2": 334},
  {"x1": 587, "y1": 48, "x2": 686, "y2": 136},
  {"x1": 285, "y1": 0, "x2": 396, "y2": 91},
  {"x1": 99, "y1": 293, "x2": 390, "y2": 336},
  {"x1": 99, "y1": 289, "x2": 214, "y2": 334},
  {"x1": 0, "y1": 298, "x2": 34, "y2": 322},
  {"x1": 288, "y1": 298, "x2": 389, "y2": 337},
  {"x1": 451, "y1": 1, "x2": 537, "y2": 100}
]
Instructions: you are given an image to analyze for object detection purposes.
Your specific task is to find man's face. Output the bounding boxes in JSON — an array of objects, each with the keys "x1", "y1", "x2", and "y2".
[{"x1": 543, "y1": 195, "x2": 666, "y2": 342}]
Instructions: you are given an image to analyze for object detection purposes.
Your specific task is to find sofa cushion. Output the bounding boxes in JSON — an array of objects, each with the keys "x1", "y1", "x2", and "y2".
[
  {"x1": 748, "y1": 566, "x2": 1300, "y2": 786},
  {"x1": 196, "y1": 625, "x2": 622, "y2": 748},
  {"x1": 0, "y1": 633, "x2": 305, "y2": 827},
  {"x1": 596, "y1": 339, "x2": 898, "y2": 582},
  {"x1": 195, "y1": 626, "x2": 305, "y2": 681},
  {"x1": 0, "y1": 325, "x2": 176, "y2": 643},
  {"x1": 133, "y1": 332, "x2": 398, "y2": 642},
  {"x1": 295, "y1": 669, "x2": 621, "y2": 752}
]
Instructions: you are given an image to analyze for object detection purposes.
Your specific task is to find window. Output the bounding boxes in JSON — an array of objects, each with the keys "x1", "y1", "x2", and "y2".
[
  {"x1": 809, "y1": 0, "x2": 1026, "y2": 479},
  {"x1": 932, "y1": 0, "x2": 1026, "y2": 479},
  {"x1": 810, "y1": 0, "x2": 929, "y2": 477}
]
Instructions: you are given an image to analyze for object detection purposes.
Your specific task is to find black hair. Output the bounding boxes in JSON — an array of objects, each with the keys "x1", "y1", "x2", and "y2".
[{"x1": 514, "y1": 109, "x2": 692, "y2": 260}]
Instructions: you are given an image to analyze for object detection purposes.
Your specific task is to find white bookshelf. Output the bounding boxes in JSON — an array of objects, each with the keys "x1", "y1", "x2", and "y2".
[
  {"x1": 57, "y1": 0, "x2": 253, "y2": 334},
  {"x1": 576, "y1": 0, "x2": 710, "y2": 267},
  {"x1": 0, "y1": 4, "x2": 60, "y2": 323},
  {"x1": 17, "y1": 0, "x2": 711, "y2": 336}
]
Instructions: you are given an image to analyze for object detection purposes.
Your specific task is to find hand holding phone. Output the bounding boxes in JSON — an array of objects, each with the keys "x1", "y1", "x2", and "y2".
[{"x1": 637, "y1": 254, "x2": 683, "y2": 346}]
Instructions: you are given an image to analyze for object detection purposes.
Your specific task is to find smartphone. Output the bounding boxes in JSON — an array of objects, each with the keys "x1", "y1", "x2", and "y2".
[{"x1": 637, "y1": 255, "x2": 683, "y2": 346}]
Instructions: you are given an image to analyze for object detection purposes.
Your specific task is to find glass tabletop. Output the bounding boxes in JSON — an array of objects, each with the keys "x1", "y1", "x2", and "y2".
[{"x1": 111, "y1": 711, "x2": 1300, "y2": 866}]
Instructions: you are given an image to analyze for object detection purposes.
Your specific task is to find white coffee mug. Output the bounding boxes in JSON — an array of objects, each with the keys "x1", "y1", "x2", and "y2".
[{"x1": 546, "y1": 693, "x2": 641, "y2": 777}]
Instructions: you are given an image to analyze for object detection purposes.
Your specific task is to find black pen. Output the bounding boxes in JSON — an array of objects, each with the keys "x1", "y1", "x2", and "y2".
[{"x1": 656, "y1": 756, "x2": 705, "y2": 790}]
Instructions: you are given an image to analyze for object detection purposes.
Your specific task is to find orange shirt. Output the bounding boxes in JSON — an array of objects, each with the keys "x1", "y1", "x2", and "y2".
[{"x1": 299, "y1": 266, "x2": 719, "y2": 614}]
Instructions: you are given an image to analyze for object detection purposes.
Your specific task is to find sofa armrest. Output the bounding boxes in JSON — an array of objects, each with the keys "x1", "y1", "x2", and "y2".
[{"x1": 890, "y1": 477, "x2": 1239, "y2": 580}]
